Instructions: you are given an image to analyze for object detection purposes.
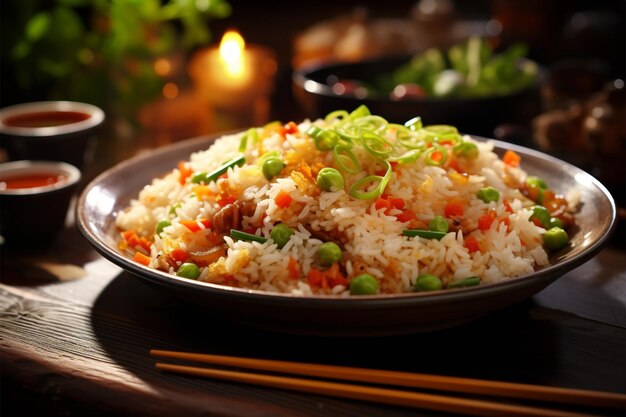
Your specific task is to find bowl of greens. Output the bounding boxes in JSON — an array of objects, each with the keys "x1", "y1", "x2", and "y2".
[{"x1": 293, "y1": 37, "x2": 541, "y2": 137}]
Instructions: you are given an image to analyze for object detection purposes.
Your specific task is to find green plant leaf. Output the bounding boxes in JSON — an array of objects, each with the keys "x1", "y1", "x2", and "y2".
[{"x1": 26, "y1": 11, "x2": 51, "y2": 41}]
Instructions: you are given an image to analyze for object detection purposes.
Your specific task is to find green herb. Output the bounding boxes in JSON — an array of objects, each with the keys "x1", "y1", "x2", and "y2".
[
  {"x1": 402, "y1": 229, "x2": 448, "y2": 240},
  {"x1": 230, "y1": 229, "x2": 267, "y2": 244},
  {"x1": 192, "y1": 154, "x2": 245, "y2": 184}
]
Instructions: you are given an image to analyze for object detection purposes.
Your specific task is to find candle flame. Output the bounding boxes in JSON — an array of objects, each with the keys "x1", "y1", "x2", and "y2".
[{"x1": 219, "y1": 30, "x2": 245, "y2": 77}]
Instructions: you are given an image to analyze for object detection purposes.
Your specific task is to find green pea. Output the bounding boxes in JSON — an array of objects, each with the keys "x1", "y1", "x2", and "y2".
[
  {"x1": 476, "y1": 186, "x2": 500, "y2": 203},
  {"x1": 530, "y1": 205, "x2": 550, "y2": 228},
  {"x1": 155, "y1": 219, "x2": 171, "y2": 236},
  {"x1": 270, "y1": 224, "x2": 294, "y2": 249},
  {"x1": 543, "y1": 227, "x2": 569, "y2": 250},
  {"x1": 549, "y1": 217, "x2": 564, "y2": 229},
  {"x1": 262, "y1": 156, "x2": 285, "y2": 180},
  {"x1": 176, "y1": 263, "x2": 201, "y2": 279},
  {"x1": 317, "y1": 167, "x2": 344, "y2": 191},
  {"x1": 314, "y1": 129, "x2": 339, "y2": 151},
  {"x1": 428, "y1": 215, "x2": 449, "y2": 233},
  {"x1": 415, "y1": 274, "x2": 443, "y2": 292},
  {"x1": 350, "y1": 274, "x2": 378, "y2": 295},
  {"x1": 526, "y1": 176, "x2": 548, "y2": 190},
  {"x1": 452, "y1": 141, "x2": 479, "y2": 160},
  {"x1": 317, "y1": 242, "x2": 342, "y2": 266}
]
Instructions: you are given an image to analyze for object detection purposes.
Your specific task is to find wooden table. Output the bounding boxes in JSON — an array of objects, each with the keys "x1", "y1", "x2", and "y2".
[{"x1": 1, "y1": 210, "x2": 625, "y2": 417}]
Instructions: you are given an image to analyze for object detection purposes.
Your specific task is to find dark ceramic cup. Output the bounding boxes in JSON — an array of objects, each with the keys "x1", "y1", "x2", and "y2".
[
  {"x1": 0, "y1": 160, "x2": 81, "y2": 246},
  {"x1": 0, "y1": 101, "x2": 105, "y2": 169}
]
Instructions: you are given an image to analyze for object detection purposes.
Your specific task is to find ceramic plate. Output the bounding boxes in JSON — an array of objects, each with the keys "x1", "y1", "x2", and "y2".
[{"x1": 77, "y1": 135, "x2": 616, "y2": 336}]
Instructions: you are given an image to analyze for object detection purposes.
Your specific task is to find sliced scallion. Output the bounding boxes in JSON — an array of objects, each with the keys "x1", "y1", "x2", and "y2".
[
  {"x1": 192, "y1": 154, "x2": 245, "y2": 184},
  {"x1": 230, "y1": 229, "x2": 268, "y2": 243},
  {"x1": 447, "y1": 276, "x2": 481, "y2": 288},
  {"x1": 333, "y1": 144, "x2": 362, "y2": 174},
  {"x1": 423, "y1": 145, "x2": 448, "y2": 166},
  {"x1": 348, "y1": 160, "x2": 391, "y2": 200},
  {"x1": 402, "y1": 229, "x2": 448, "y2": 240}
]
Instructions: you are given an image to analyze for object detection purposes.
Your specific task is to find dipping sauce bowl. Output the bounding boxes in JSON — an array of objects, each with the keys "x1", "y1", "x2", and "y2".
[
  {"x1": 0, "y1": 101, "x2": 105, "y2": 169},
  {"x1": 0, "y1": 160, "x2": 81, "y2": 246}
]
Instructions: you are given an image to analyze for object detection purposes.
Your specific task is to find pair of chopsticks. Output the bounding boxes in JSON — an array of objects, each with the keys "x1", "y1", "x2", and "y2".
[{"x1": 150, "y1": 349, "x2": 625, "y2": 417}]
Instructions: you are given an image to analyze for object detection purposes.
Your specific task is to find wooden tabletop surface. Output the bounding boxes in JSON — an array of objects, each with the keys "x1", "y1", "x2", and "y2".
[{"x1": 1, "y1": 211, "x2": 625, "y2": 417}]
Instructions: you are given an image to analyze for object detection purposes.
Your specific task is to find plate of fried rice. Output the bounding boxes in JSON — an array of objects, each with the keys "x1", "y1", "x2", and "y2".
[{"x1": 77, "y1": 106, "x2": 616, "y2": 336}]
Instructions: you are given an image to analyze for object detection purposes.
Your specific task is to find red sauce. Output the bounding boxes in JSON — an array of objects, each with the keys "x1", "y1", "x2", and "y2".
[
  {"x1": 3, "y1": 111, "x2": 90, "y2": 128},
  {"x1": 0, "y1": 173, "x2": 67, "y2": 189}
]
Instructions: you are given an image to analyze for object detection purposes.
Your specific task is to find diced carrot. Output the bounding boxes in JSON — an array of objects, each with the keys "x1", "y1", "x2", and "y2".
[
  {"x1": 327, "y1": 262, "x2": 347, "y2": 287},
  {"x1": 274, "y1": 190, "x2": 293, "y2": 208},
  {"x1": 375, "y1": 197, "x2": 392, "y2": 213},
  {"x1": 287, "y1": 257, "x2": 301, "y2": 279},
  {"x1": 395, "y1": 209, "x2": 416, "y2": 223},
  {"x1": 444, "y1": 198, "x2": 466, "y2": 218},
  {"x1": 389, "y1": 197, "x2": 405, "y2": 210},
  {"x1": 122, "y1": 230, "x2": 151, "y2": 252},
  {"x1": 464, "y1": 236, "x2": 480, "y2": 253},
  {"x1": 180, "y1": 218, "x2": 211, "y2": 233},
  {"x1": 307, "y1": 268, "x2": 326, "y2": 288},
  {"x1": 283, "y1": 121, "x2": 299, "y2": 135},
  {"x1": 503, "y1": 150, "x2": 521, "y2": 167},
  {"x1": 178, "y1": 161, "x2": 192, "y2": 185},
  {"x1": 133, "y1": 251, "x2": 151, "y2": 266},
  {"x1": 478, "y1": 210, "x2": 497, "y2": 231},
  {"x1": 170, "y1": 248, "x2": 189, "y2": 263}
]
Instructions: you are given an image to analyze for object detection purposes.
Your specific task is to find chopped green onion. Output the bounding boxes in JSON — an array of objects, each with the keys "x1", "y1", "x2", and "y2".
[
  {"x1": 333, "y1": 144, "x2": 362, "y2": 174},
  {"x1": 361, "y1": 131, "x2": 394, "y2": 159},
  {"x1": 388, "y1": 148, "x2": 423, "y2": 164},
  {"x1": 423, "y1": 145, "x2": 448, "y2": 166},
  {"x1": 402, "y1": 229, "x2": 447, "y2": 240},
  {"x1": 306, "y1": 125, "x2": 323, "y2": 138},
  {"x1": 453, "y1": 141, "x2": 479, "y2": 160},
  {"x1": 352, "y1": 115, "x2": 388, "y2": 133},
  {"x1": 349, "y1": 104, "x2": 371, "y2": 120},
  {"x1": 404, "y1": 116, "x2": 423, "y2": 131},
  {"x1": 191, "y1": 154, "x2": 245, "y2": 184},
  {"x1": 230, "y1": 229, "x2": 268, "y2": 243},
  {"x1": 424, "y1": 125, "x2": 458, "y2": 135},
  {"x1": 447, "y1": 276, "x2": 481, "y2": 288},
  {"x1": 349, "y1": 160, "x2": 391, "y2": 200},
  {"x1": 428, "y1": 216, "x2": 449, "y2": 233},
  {"x1": 325, "y1": 110, "x2": 350, "y2": 124},
  {"x1": 239, "y1": 128, "x2": 258, "y2": 153}
]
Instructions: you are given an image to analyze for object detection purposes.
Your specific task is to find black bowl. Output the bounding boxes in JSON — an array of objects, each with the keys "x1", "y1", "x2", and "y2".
[{"x1": 293, "y1": 55, "x2": 541, "y2": 137}]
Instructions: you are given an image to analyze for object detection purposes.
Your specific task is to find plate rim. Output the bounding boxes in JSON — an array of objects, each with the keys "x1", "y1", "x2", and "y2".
[{"x1": 76, "y1": 133, "x2": 617, "y2": 308}]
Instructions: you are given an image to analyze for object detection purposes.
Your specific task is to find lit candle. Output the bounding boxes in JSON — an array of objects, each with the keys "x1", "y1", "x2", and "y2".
[{"x1": 189, "y1": 30, "x2": 277, "y2": 131}]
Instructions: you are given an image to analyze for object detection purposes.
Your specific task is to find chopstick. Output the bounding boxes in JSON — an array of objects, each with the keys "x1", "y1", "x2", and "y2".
[{"x1": 151, "y1": 350, "x2": 626, "y2": 417}]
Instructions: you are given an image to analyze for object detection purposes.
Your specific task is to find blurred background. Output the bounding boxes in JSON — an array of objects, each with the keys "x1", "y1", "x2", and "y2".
[{"x1": 1, "y1": 0, "x2": 624, "y2": 210}]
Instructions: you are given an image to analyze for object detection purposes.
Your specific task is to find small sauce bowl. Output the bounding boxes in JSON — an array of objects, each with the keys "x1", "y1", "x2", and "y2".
[
  {"x1": 0, "y1": 101, "x2": 105, "y2": 169},
  {"x1": 0, "y1": 160, "x2": 81, "y2": 246}
]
